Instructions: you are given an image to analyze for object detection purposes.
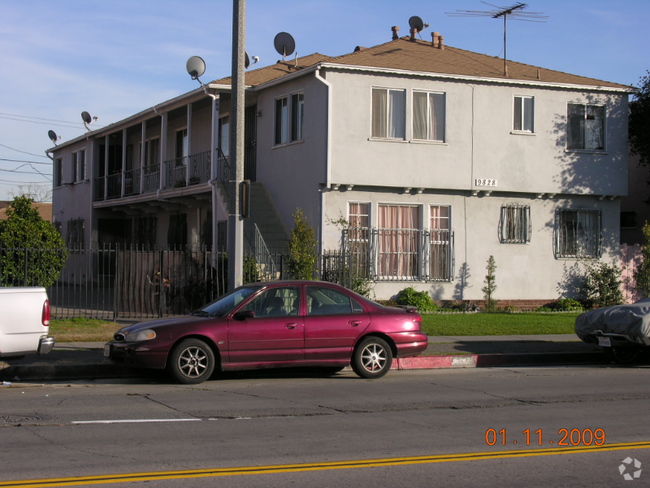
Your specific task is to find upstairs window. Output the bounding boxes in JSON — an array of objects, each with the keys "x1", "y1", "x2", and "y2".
[
  {"x1": 371, "y1": 88, "x2": 405, "y2": 139},
  {"x1": 275, "y1": 93, "x2": 304, "y2": 146},
  {"x1": 413, "y1": 91, "x2": 445, "y2": 141},
  {"x1": 54, "y1": 158, "x2": 62, "y2": 187},
  {"x1": 219, "y1": 116, "x2": 230, "y2": 157},
  {"x1": 567, "y1": 103, "x2": 605, "y2": 150},
  {"x1": 556, "y1": 209, "x2": 601, "y2": 259},
  {"x1": 513, "y1": 96, "x2": 534, "y2": 132},
  {"x1": 275, "y1": 97, "x2": 288, "y2": 145},
  {"x1": 291, "y1": 93, "x2": 304, "y2": 141},
  {"x1": 500, "y1": 204, "x2": 531, "y2": 244},
  {"x1": 72, "y1": 151, "x2": 85, "y2": 182}
]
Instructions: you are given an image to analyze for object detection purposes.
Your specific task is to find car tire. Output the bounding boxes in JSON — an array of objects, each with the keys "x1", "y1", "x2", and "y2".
[
  {"x1": 606, "y1": 346, "x2": 641, "y2": 364},
  {"x1": 168, "y1": 339, "x2": 216, "y2": 384},
  {"x1": 352, "y1": 337, "x2": 393, "y2": 379}
]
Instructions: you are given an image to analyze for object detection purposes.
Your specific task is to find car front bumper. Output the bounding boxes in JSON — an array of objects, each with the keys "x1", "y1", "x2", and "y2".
[{"x1": 105, "y1": 341, "x2": 168, "y2": 369}]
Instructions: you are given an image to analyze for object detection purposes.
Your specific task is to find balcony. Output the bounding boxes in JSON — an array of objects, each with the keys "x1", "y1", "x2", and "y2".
[{"x1": 165, "y1": 151, "x2": 211, "y2": 189}]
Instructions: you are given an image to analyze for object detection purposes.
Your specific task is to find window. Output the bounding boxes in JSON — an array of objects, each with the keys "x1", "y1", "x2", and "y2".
[
  {"x1": 413, "y1": 91, "x2": 445, "y2": 141},
  {"x1": 145, "y1": 138, "x2": 160, "y2": 167},
  {"x1": 167, "y1": 213, "x2": 187, "y2": 249},
  {"x1": 500, "y1": 204, "x2": 531, "y2": 244},
  {"x1": 620, "y1": 211, "x2": 637, "y2": 229},
  {"x1": 72, "y1": 151, "x2": 85, "y2": 182},
  {"x1": 306, "y1": 286, "x2": 363, "y2": 315},
  {"x1": 567, "y1": 103, "x2": 605, "y2": 150},
  {"x1": 218, "y1": 116, "x2": 230, "y2": 157},
  {"x1": 377, "y1": 205, "x2": 419, "y2": 279},
  {"x1": 175, "y1": 129, "x2": 188, "y2": 165},
  {"x1": 132, "y1": 217, "x2": 157, "y2": 249},
  {"x1": 513, "y1": 96, "x2": 534, "y2": 132},
  {"x1": 241, "y1": 286, "x2": 300, "y2": 317},
  {"x1": 371, "y1": 88, "x2": 405, "y2": 139},
  {"x1": 347, "y1": 203, "x2": 370, "y2": 279},
  {"x1": 54, "y1": 158, "x2": 62, "y2": 187},
  {"x1": 275, "y1": 97, "x2": 288, "y2": 145},
  {"x1": 556, "y1": 209, "x2": 601, "y2": 258},
  {"x1": 274, "y1": 93, "x2": 304, "y2": 146},
  {"x1": 429, "y1": 206, "x2": 452, "y2": 280},
  {"x1": 291, "y1": 93, "x2": 304, "y2": 141},
  {"x1": 66, "y1": 218, "x2": 85, "y2": 249}
]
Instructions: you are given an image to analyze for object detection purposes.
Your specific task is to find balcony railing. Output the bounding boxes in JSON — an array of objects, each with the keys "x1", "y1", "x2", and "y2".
[
  {"x1": 124, "y1": 169, "x2": 141, "y2": 196},
  {"x1": 189, "y1": 151, "x2": 211, "y2": 185},
  {"x1": 107, "y1": 174, "x2": 122, "y2": 199},
  {"x1": 142, "y1": 164, "x2": 159, "y2": 194},
  {"x1": 165, "y1": 157, "x2": 188, "y2": 189},
  {"x1": 93, "y1": 177, "x2": 105, "y2": 201}
]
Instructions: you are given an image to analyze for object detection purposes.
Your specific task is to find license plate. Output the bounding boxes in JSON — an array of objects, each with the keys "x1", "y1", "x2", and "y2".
[
  {"x1": 598, "y1": 337, "x2": 612, "y2": 347},
  {"x1": 104, "y1": 344, "x2": 111, "y2": 357}
]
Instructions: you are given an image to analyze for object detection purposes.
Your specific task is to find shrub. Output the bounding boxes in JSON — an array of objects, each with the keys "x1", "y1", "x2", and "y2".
[
  {"x1": 634, "y1": 221, "x2": 650, "y2": 297},
  {"x1": 396, "y1": 287, "x2": 437, "y2": 312},
  {"x1": 581, "y1": 261, "x2": 624, "y2": 309},
  {"x1": 550, "y1": 298, "x2": 584, "y2": 312},
  {"x1": 286, "y1": 208, "x2": 318, "y2": 280},
  {"x1": 534, "y1": 306, "x2": 553, "y2": 312},
  {"x1": 482, "y1": 255, "x2": 498, "y2": 312},
  {"x1": 502, "y1": 305, "x2": 520, "y2": 313}
]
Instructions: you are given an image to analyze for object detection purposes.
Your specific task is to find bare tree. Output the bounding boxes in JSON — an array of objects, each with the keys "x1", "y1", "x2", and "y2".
[{"x1": 10, "y1": 184, "x2": 52, "y2": 203}]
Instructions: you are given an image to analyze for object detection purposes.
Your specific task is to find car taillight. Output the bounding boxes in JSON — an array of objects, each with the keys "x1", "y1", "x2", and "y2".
[
  {"x1": 412, "y1": 315, "x2": 422, "y2": 330},
  {"x1": 42, "y1": 299, "x2": 50, "y2": 327}
]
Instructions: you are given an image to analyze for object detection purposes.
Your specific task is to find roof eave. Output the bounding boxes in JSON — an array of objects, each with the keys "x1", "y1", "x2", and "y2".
[{"x1": 319, "y1": 63, "x2": 635, "y2": 94}]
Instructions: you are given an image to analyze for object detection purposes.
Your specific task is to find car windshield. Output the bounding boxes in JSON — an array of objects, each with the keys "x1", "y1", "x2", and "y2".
[{"x1": 196, "y1": 286, "x2": 262, "y2": 318}]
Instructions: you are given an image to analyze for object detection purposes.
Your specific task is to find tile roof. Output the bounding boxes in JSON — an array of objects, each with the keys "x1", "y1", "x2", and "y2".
[
  {"x1": 0, "y1": 202, "x2": 52, "y2": 222},
  {"x1": 212, "y1": 37, "x2": 631, "y2": 90}
]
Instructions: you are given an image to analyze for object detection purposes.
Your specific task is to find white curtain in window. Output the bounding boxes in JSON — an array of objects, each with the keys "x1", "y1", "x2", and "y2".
[
  {"x1": 413, "y1": 92, "x2": 428, "y2": 140},
  {"x1": 586, "y1": 106, "x2": 604, "y2": 150},
  {"x1": 523, "y1": 97, "x2": 533, "y2": 132},
  {"x1": 430, "y1": 93, "x2": 445, "y2": 141},
  {"x1": 567, "y1": 104, "x2": 585, "y2": 149},
  {"x1": 378, "y1": 205, "x2": 419, "y2": 278},
  {"x1": 372, "y1": 89, "x2": 387, "y2": 138},
  {"x1": 388, "y1": 90, "x2": 405, "y2": 139}
]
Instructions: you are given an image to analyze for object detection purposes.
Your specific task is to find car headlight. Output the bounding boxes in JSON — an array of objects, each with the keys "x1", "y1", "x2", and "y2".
[{"x1": 124, "y1": 329, "x2": 157, "y2": 342}]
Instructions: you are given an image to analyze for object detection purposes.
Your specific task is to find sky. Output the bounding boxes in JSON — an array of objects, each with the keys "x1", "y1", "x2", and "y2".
[{"x1": 1, "y1": 0, "x2": 648, "y2": 202}]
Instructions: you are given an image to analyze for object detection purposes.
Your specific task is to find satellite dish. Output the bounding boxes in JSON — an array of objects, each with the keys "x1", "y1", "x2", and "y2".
[
  {"x1": 81, "y1": 111, "x2": 97, "y2": 131},
  {"x1": 245, "y1": 52, "x2": 250, "y2": 69},
  {"x1": 274, "y1": 32, "x2": 295, "y2": 60},
  {"x1": 186, "y1": 56, "x2": 206, "y2": 80},
  {"x1": 409, "y1": 16, "x2": 429, "y2": 33},
  {"x1": 48, "y1": 130, "x2": 59, "y2": 145}
]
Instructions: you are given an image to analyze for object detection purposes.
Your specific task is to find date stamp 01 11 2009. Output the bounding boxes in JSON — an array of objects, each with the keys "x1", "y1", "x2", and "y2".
[{"x1": 485, "y1": 428, "x2": 606, "y2": 447}]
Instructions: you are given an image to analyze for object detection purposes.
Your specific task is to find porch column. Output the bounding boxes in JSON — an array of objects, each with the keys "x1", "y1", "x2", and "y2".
[
  {"x1": 140, "y1": 121, "x2": 146, "y2": 194},
  {"x1": 104, "y1": 135, "x2": 109, "y2": 200},
  {"x1": 211, "y1": 94, "x2": 220, "y2": 264},
  {"x1": 121, "y1": 128, "x2": 127, "y2": 197},
  {"x1": 186, "y1": 102, "x2": 192, "y2": 186},
  {"x1": 159, "y1": 112, "x2": 168, "y2": 190}
]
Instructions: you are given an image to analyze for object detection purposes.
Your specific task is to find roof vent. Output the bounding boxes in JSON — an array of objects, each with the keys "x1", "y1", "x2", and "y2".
[
  {"x1": 391, "y1": 26, "x2": 399, "y2": 40},
  {"x1": 354, "y1": 46, "x2": 367, "y2": 52}
]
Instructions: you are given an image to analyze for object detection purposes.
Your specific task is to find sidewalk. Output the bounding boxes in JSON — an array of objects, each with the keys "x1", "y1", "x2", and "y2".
[{"x1": 0, "y1": 335, "x2": 606, "y2": 382}]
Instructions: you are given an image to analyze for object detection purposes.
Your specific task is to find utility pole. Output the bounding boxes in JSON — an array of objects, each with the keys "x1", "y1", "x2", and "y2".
[{"x1": 228, "y1": 0, "x2": 246, "y2": 290}]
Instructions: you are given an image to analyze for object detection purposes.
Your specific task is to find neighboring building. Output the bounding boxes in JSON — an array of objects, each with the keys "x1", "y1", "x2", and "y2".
[
  {"x1": 50, "y1": 29, "x2": 634, "y2": 302},
  {"x1": 620, "y1": 153, "x2": 650, "y2": 245},
  {"x1": 0, "y1": 201, "x2": 52, "y2": 222}
]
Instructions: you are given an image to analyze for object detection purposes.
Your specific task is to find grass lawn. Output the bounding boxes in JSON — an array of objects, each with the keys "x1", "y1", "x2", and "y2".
[
  {"x1": 420, "y1": 312, "x2": 581, "y2": 336},
  {"x1": 50, "y1": 318, "x2": 123, "y2": 342}
]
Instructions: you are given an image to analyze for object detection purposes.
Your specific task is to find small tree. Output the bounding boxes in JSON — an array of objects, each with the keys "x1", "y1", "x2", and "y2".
[
  {"x1": 629, "y1": 70, "x2": 650, "y2": 168},
  {"x1": 482, "y1": 255, "x2": 497, "y2": 312},
  {"x1": 0, "y1": 195, "x2": 67, "y2": 287},
  {"x1": 286, "y1": 208, "x2": 318, "y2": 280},
  {"x1": 634, "y1": 221, "x2": 650, "y2": 297},
  {"x1": 581, "y1": 261, "x2": 624, "y2": 309}
]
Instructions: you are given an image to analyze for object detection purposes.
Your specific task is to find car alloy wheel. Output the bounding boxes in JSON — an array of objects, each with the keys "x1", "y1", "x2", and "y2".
[
  {"x1": 352, "y1": 337, "x2": 393, "y2": 379},
  {"x1": 169, "y1": 338, "x2": 215, "y2": 384}
]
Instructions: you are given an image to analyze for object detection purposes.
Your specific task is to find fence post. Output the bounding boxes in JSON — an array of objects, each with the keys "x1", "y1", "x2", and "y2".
[
  {"x1": 24, "y1": 245, "x2": 28, "y2": 286},
  {"x1": 113, "y1": 245, "x2": 120, "y2": 320}
]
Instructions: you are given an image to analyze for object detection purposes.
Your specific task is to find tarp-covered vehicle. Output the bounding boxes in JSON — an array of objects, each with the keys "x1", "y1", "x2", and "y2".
[{"x1": 575, "y1": 298, "x2": 650, "y2": 363}]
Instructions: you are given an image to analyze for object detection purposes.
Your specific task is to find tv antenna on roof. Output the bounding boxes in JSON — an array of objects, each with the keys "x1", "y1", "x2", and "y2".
[
  {"x1": 446, "y1": 2, "x2": 547, "y2": 76},
  {"x1": 274, "y1": 32, "x2": 295, "y2": 62}
]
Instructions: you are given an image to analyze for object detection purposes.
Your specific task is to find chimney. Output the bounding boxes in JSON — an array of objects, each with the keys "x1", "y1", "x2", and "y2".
[
  {"x1": 410, "y1": 27, "x2": 417, "y2": 41},
  {"x1": 438, "y1": 35, "x2": 444, "y2": 50},
  {"x1": 391, "y1": 26, "x2": 399, "y2": 40},
  {"x1": 431, "y1": 31, "x2": 440, "y2": 48}
]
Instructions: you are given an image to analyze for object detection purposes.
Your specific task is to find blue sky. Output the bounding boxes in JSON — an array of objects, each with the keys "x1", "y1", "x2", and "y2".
[{"x1": 1, "y1": 0, "x2": 648, "y2": 201}]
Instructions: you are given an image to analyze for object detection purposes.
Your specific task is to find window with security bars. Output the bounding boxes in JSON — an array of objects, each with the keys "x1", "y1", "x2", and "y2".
[
  {"x1": 556, "y1": 209, "x2": 601, "y2": 258},
  {"x1": 500, "y1": 205, "x2": 531, "y2": 244},
  {"x1": 347, "y1": 203, "x2": 370, "y2": 279},
  {"x1": 429, "y1": 206, "x2": 452, "y2": 280},
  {"x1": 377, "y1": 205, "x2": 419, "y2": 279},
  {"x1": 66, "y1": 218, "x2": 85, "y2": 249}
]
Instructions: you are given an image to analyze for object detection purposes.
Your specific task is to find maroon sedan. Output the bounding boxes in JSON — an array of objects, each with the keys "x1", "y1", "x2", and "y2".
[{"x1": 105, "y1": 281, "x2": 428, "y2": 384}]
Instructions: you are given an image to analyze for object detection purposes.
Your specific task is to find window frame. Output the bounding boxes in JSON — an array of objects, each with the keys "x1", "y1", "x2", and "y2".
[
  {"x1": 499, "y1": 204, "x2": 532, "y2": 244},
  {"x1": 513, "y1": 95, "x2": 534, "y2": 133},
  {"x1": 566, "y1": 102, "x2": 606, "y2": 152},
  {"x1": 218, "y1": 115, "x2": 230, "y2": 157},
  {"x1": 54, "y1": 157, "x2": 63, "y2": 187},
  {"x1": 555, "y1": 208, "x2": 602, "y2": 259},
  {"x1": 370, "y1": 87, "x2": 406, "y2": 141},
  {"x1": 274, "y1": 91, "x2": 304, "y2": 147},
  {"x1": 376, "y1": 203, "x2": 421, "y2": 280},
  {"x1": 428, "y1": 205, "x2": 453, "y2": 281},
  {"x1": 412, "y1": 90, "x2": 446, "y2": 142}
]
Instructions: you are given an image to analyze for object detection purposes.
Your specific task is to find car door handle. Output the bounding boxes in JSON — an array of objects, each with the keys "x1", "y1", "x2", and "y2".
[
  {"x1": 349, "y1": 320, "x2": 362, "y2": 327},
  {"x1": 285, "y1": 323, "x2": 298, "y2": 329}
]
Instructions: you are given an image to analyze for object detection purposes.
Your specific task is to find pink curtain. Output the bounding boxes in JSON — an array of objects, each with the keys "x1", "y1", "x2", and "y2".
[{"x1": 378, "y1": 206, "x2": 419, "y2": 278}]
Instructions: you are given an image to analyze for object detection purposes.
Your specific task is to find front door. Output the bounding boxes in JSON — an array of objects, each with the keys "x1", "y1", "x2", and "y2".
[
  {"x1": 227, "y1": 286, "x2": 303, "y2": 364},
  {"x1": 244, "y1": 104, "x2": 257, "y2": 181}
]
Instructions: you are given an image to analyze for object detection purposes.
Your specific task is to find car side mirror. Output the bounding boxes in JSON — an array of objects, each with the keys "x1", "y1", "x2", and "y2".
[{"x1": 233, "y1": 310, "x2": 254, "y2": 321}]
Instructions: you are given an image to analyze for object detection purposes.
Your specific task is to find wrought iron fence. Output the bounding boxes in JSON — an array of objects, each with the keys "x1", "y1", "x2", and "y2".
[{"x1": 165, "y1": 157, "x2": 188, "y2": 189}]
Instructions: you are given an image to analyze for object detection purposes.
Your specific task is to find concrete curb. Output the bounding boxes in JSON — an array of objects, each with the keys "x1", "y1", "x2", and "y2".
[{"x1": 1, "y1": 351, "x2": 608, "y2": 382}]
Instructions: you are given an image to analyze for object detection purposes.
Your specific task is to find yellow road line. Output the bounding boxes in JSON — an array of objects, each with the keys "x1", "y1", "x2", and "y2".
[{"x1": 2, "y1": 441, "x2": 649, "y2": 487}]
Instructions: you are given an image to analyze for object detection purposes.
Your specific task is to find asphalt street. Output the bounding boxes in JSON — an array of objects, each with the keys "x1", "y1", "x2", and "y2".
[{"x1": 1, "y1": 365, "x2": 649, "y2": 487}]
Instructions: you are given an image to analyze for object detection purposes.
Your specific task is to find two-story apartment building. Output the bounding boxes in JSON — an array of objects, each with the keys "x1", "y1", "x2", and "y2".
[{"x1": 50, "y1": 29, "x2": 633, "y2": 302}]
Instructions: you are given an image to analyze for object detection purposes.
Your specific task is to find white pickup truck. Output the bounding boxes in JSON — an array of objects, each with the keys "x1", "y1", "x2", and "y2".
[{"x1": 0, "y1": 287, "x2": 55, "y2": 359}]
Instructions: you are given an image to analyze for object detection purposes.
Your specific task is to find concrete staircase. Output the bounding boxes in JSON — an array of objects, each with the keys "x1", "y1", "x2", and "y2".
[{"x1": 248, "y1": 181, "x2": 290, "y2": 254}]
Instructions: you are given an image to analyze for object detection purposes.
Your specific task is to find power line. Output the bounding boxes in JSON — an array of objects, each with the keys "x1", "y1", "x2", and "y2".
[
  {"x1": 0, "y1": 112, "x2": 101, "y2": 127},
  {"x1": 0, "y1": 115, "x2": 83, "y2": 130},
  {"x1": 0, "y1": 142, "x2": 49, "y2": 159},
  {"x1": 0, "y1": 177, "x2": 50, "y2": 184},
  {"x1": 0, "y1": 158, "x2": 52, "y2": 166}
]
